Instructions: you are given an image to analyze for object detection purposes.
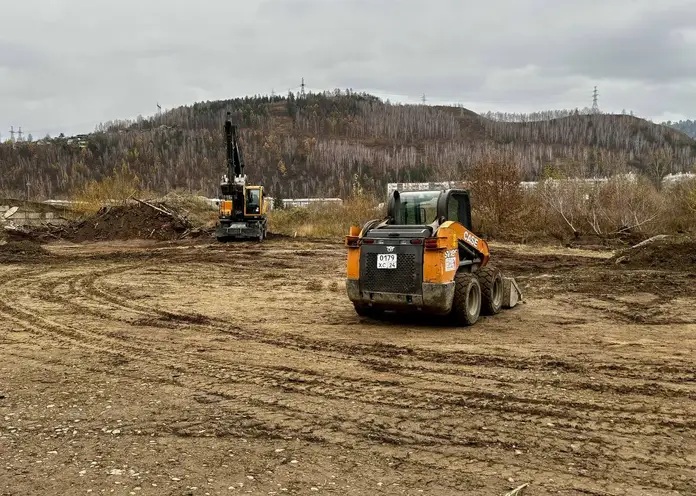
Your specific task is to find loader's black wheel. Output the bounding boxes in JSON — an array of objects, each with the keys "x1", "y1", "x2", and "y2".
[
  {"x1": 354, "y1": 303, "x2": 380, "y2": 319},
  {"x1": 477, "y1": 264, "x2": 503, "y2": 315},
  {"x1": 451, "y1": 271, "x2": 481, "y2": 326}
]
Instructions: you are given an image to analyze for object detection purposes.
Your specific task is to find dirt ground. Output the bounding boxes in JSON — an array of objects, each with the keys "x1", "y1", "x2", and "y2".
[{"x1": 1, "y1": 237, "x2": 694, "y2": 496}]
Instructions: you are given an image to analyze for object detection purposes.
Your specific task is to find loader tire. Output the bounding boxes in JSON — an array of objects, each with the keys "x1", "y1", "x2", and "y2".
[
  {"x1": 354, "y1": 303, "x2": 380, "y2": 319},
  {"x1": 477, "y1": 264, "x2": 503, "y2": 315},
  {"x1": 450, "y1": 271, "x2": 481, "y2": 326}
]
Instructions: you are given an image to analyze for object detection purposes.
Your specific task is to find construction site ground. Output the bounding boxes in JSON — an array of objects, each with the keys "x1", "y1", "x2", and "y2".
[{"x1": 1, "y1": 236, "x2": 694, "y2": 496}]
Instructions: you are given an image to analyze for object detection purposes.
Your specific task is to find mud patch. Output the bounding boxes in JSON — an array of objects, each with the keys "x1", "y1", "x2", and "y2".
[
  {"x1": 0, "y1": 240, "x2": 54, "y2": 263},
  {"x1": 610, "y1": 237, "x2": 696, "y2": 270}
]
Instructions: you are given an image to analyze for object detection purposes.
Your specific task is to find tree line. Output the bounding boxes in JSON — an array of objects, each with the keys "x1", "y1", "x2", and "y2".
[
  {"x1": 662, "y1": 119, "x2": 696, "y2": 139},
  {"x1": 1, "y1": 90, "x2": 694, "y2": 201}
]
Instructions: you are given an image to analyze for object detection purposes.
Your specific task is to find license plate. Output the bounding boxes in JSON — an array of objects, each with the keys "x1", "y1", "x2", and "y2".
[
  {"x1": 228, "y1": 223, "x2": 246, "y2": 229},
  {"x1": 377, "y1": 253, "x2": 397, "y2": 269}
]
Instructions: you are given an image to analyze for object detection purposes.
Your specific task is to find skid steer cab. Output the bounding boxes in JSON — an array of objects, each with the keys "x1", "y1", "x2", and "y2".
[{"x1": 345, "y1": 189, "x2": 522, "y2": 325}]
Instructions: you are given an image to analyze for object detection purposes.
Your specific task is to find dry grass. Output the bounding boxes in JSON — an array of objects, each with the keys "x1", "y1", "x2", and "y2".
[
  {"x1": 154, "y1": 191, "x2": 219, "y2": 229},
  {"x1": 68, "y1": 163, "x2": 149, "y2": 215},
  {"x1": 268, "y1": 176, "x2": 696, "y2": 246},
  {"x1": 475, "y1": 174, "x2": 696, "y2": 244},
  {"x1": 268, "y1": 194, "x2": 382, "y2": 238}
]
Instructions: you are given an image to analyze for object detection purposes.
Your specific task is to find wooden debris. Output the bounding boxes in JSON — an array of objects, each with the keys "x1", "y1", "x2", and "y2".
[
  {"x1": 504, "y1": 483, "x2": 529, "y2": 496},
  {"x1": 631, "y1": 234, "x2": 668, "y2": 249},
  {"x1": 131, "y1": 196, "x2": 175, "y2": 218}
]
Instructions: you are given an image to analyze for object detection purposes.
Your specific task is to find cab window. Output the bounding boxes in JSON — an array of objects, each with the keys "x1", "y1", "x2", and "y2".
[
  {"x1": 398, "y1": 191, "x2": 439, "y2": 225},
  {"x1": 246, "y1": 189, "x2": 260, "y2": 214},
  {"x1": 446, "y1": 192, "x2": 471, "y2": 227}
]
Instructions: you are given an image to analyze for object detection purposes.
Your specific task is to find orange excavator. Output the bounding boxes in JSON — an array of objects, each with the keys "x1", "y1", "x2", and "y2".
[{"x1": 215, "y1": 112, "x2": 267, "y2": 242}]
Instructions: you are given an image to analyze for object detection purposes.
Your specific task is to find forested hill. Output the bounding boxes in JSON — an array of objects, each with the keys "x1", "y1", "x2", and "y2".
[
  {"x1": 663, "y1": 119, "x2": 696, "y2": 138},
  {"x1": 1, "y1": 90, "x2": 695, "y2": 200}
]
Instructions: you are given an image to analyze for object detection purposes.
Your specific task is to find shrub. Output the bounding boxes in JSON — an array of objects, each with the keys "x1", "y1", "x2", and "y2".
[{"x1": 69, "y1": 163, "x2": 143, "y2": 214}]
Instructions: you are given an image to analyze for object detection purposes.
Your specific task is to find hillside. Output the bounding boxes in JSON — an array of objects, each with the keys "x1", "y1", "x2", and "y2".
[
  {"x1": 1, "y1": 90, "x2": 694, "y2": 200},
  {"x1": 663, "y1": 119, "x2": 696, "y2": 138}
]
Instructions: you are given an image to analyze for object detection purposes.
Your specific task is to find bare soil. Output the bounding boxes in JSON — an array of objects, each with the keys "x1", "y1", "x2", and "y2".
[
  {"x1": 1, "y1": 238, "x2": 694, "y2": 495},
  {"x1": 7, "y1": 203, "x2": 211, "y2": 244}
]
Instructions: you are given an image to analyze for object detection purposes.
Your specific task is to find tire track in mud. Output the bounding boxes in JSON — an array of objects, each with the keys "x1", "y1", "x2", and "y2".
[
  {"x1": 2, "y1": 259, "x2": 694, "y2": 494},
  {"x1": 46, "y1": 263, "x2": 696, "y2": 432},
  {"x1": 4, "y1": 271, "x2": 695, "y2": 488},
  {"x1": 1, "y1": 285, "x2": 547, "y2": 480},
  {"x1": 63, "y1": 262, "x2": 696, "y2": 419},
  {"x1": 33, "y1": 265, "x2": 695, "y2": 434},
  {"x1": 78, "y1": 261, "x2": 696, "y2": 386}
]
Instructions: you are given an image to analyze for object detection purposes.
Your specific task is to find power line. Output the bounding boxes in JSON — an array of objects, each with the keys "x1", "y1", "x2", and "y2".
[{"x1": 592, "y1": 86, "x2": 599, "y2": 113}]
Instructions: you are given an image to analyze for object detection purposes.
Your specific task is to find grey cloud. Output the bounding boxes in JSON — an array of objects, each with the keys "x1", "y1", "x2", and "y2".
[{"x1": 1, "y1": 0, "x2": 696, "y2": 138}]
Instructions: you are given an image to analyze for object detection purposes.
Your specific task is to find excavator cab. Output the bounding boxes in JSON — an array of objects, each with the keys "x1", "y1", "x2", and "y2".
[
  {"x1": 345, "y1": 189, "x2": 522, "y2": 325},
  {"x1": 244, "y1": 186, "x2": 263, "y2": 216}
]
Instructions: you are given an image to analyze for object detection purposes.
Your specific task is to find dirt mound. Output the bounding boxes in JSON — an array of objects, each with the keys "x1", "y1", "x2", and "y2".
[
  {"x1": 68, "y1": 204, "x2": 197, "y2": 242},
  {"x1": 610, "y1": 236, "x2": 696, "y2": 270},
  {"x1": 12, "y1": 201, "x2": 213, "y2": 244},
  {"x1": 0, "y1": 240, "x2": 53, "y2": 263}
]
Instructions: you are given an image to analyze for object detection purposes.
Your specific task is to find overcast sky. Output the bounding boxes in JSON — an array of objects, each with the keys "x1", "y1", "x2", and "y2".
[{"x1": 2, "y1": 0, "x2": 696, "y2": 138}]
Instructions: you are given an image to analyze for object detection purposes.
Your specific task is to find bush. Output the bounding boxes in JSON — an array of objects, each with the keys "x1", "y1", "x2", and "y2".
[
  {"x1": 659, "y1": 178, "x2": 696, "y2": 233},
  {"x1": 467, "y1": 150, "x2": 524, "y2": 237},
  {"x1": 69, "y1": 163, "x2": 144, "y2": 214}
]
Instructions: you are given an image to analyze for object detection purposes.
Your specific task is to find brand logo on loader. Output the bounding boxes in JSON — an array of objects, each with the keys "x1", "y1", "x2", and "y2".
[
  {"x1": 463, "y1": 230, "x2": 480, "y2": 247},
  {"x1": 386, "y1": 246, "x2": 395, "y2": 252}
]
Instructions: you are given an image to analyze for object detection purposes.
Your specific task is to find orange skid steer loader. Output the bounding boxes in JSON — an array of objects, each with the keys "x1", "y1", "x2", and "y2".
[{"x1": 345, "y1": 189, "x2": 522, "y2": 325}]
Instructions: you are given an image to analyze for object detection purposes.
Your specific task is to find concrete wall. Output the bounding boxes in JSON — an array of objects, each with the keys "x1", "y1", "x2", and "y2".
[{"x1": 0, "y1": 203, "x2": 68, "y2": 226}]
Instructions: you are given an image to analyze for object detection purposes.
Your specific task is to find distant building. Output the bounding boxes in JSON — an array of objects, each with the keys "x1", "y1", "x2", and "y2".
[
  {"x1": 387, "y1": 182, "x2": 467, "y2": 196},
  {"x1": 281, "y1": 198, "x2": 343, "y2": 208}
]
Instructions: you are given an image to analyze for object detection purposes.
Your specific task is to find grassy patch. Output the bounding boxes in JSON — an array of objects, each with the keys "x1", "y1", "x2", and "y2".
[{"x1": 268, "y1": 194, "x2": 382, "y2": 239}]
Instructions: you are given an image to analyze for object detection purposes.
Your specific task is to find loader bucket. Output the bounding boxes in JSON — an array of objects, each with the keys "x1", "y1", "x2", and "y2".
[{"x1": 502, "y1": 277, "x2": 523, "y2": 308}]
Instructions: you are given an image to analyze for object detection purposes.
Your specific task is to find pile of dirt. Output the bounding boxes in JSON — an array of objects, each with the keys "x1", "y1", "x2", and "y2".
[
  {"x1": 67, "y1": 204, "x2": 198, "y2": 242},
  {"x1": 609, "y1": 236, "x2": 696, "y2": 270},
  {"x1": 0, "y1": 240, "x2": 53, "y2": 263},
  {"x1": 10, "y1": 201, "x2": 213, "y2": 244}
]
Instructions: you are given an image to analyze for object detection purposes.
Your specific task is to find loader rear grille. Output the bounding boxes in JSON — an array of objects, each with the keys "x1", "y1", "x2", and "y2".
[{"x1": 361, "y1": 253, "x2": 419, "y2": 294}]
